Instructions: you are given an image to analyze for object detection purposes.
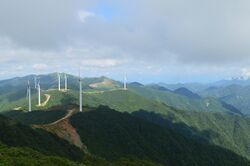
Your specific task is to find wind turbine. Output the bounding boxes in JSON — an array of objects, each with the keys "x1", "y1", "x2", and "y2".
[
  {"x1": 123, "y1": 73, "x2": 127, "y2": 90},
  {"x1": 58, "y1": 73, "x2": 61, "y2": 91},
  {"x1": 34, "y1": 76, "x2": 37, "y2": 88},
  {"x1": 37, "y1": 79, "x2": 41, "y2": 106},
  {"x1": 64, "y1": 73, "x2": 67, "y2": 91},
  {"x1": 27, "y1": 81, "x2": 32, "y2": 112},
  {"x1": 79, "y1": 69, "x2": 82, "y2": 112}
]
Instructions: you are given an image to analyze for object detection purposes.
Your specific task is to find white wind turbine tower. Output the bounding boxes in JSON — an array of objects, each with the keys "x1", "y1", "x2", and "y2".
[
  {"x1": 34, "y1": 76, "x2": 37, "y2": 88},
  {"x1": 123, "y1": 73, "x2": 127, "y2": 90},
  {"x1": 79, "y1": 69, "x2": 83, "y2": 112},
  {"x1": 58, "y1": 73, "x2": 61, "y2": 91},
  {"x1": 37, "y1": 80, "x2": 41, "y2": 106},
  {"x1": 64, "y1": 73, "x2": 68, "y2": 91},
  {"x1": 27, "y1": 81, "x2": 32, "y2": 112}
]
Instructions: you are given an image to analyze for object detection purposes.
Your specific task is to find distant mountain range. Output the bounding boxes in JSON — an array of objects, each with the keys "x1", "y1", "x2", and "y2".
[
  {"x1": 159, "y1": 78, "x2": 250, "y2": 115},
  {"x1": 159, "y1": 78, "x2": 250, "y2": 92},
  {"x1": 198, "y1": 84, "x2": 250, "y2": 115},
  {"x1": 0, "y1": 73, "x2": 242, "y2": 115}
]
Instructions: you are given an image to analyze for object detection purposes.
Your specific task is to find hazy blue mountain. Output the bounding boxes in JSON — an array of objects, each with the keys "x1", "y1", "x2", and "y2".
[
  {"x1": 129, "y1": 82, "x2": 144, "y2": 87},
  {"x1": 159, "y1": 78, "x2": 250, "y2": 93},
  {"x1": 212, "y1": 79, "x2": 250, "y2": 87},
  {"x1": 129, "y1": 85, "x2": 238, "y2": 114},
  {"x1": 173, "y1": 87, "x2": 201, "y2": 99},
  {"x1": 158, "y1": 82, "x2": 208, "y2": 92},
  {"x1": 199, "y1": 84, "x2": 250, "y2": 115},
  {"x1": 147, "y1": 84, "x2": 172, "y2": 92}
]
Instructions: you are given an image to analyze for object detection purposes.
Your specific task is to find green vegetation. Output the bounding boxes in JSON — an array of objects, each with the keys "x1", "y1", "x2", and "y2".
[
  {"x1": 0, "y1": 114, "x2": 84, "y2": 161},
  {"x1": 2, "y1": 74, "x2": 250, "y2": 165},
  {"x1": 2, "y1": 87, "x2": 250, "y2": 160},
  {"x1": 0, "y1": 142, "x2": 162, "y2": 166},
  {"x1": 0, "y1": 89, "x2": 46, "y2": 112},
  {"x1": 132, "y1": 109, "x2": 250, "y2": 159},
  {"x1": 70, "y1": 107, "x2": 249, "y2": 166},
  {"x1": 199, "y1": 84, "x2": 250, "y2": 114},
  {"x1": 3, "y1": 107, "x2": 67, "y2": 125},
  {"x1": 0, "y1": 143, "x2": 80, "y2": 166},
  {"x1": 0, "y1": 74, "x2": 239, "y2": 115},
  {"x1": 129, "y1": 85, "x2": 234, "y2": 113},
  {"x1": 83, "y1": 90, "x2": 171, "y2": 113}
]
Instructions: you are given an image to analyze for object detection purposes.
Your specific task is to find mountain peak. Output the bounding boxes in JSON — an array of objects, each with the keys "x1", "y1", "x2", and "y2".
[{"x1": 174, "y1": 87, "x2": 201, "y2": 99}]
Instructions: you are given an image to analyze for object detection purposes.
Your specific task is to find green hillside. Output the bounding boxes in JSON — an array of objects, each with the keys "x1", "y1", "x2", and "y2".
[
  {"x1": 0, "y1": 73, "x2": 120, "y2": 93},
  {"x1": 0, "y1": 114, "x2": 84, "y2": 161},
  {"x1": 0, "y1": 74, "x2": 122, "y2": 112},
  {"x1": 3, "y1": 102, "x2": 250, "y2": 165},
  {"x1": 199, "y1": 85, "x2": 250, "y2": 114},
  {"x1": 0, "y1": 111, "x2": 164, "y2": 166},
  {"x1": 0, "y1": 143, "x2": 79, "y2": 166},
  {"x1": 0, "y1": 142, "x2": 162, "y2": 166},
  {"x1": 70, "y1": 107, "x2": 249, "y2": 166},
  {"x1": 129, "y1": 85, "x2": 235, "y2": 113},
  {"x1": 0, "y1": 74, "x2": 239, "y2": 116},
  {"x1": 1, "y1": 74, "x2": 250, "y2": 164},
  {"x1": 133, "y1": 109, "x2": 250, "y2": 159},
  {"x1": 2, "y1": 88, "x2": 250, "y2": 160},
  {"x1": 49, "y1": 90, "x2": 250, "y2": 160},
  {"x1": 3, "y1": 106, "x2": 68, "y2": 125}
]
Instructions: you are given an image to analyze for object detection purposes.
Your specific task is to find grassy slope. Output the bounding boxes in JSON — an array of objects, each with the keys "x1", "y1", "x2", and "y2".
[
  {"x1": 0, "y1": 89, "x2": 46, "y2": 111},
  {"x1": 199, "y1": 85, "x2": 250, "y2": 114},
  {"x1": 70, "y1": 108, "x2": 249, "y2": 166},
  {"x1": 73, "y1": 90, "x2": 250, "y2": 159},
  {"x1": 2, "y1": 89, "x2": 250, "y2": 160},
  {"x1": 0, "y1": 74, "x2": 232, "y2": 115},
  {"x1": 129, "y1": 86, "x2": 231, "y2": 113}
]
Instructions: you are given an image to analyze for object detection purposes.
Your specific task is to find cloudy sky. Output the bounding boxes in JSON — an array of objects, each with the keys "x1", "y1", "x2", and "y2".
[{"x1": 0, "y1": 0, "x2": 250, "y2": 83}]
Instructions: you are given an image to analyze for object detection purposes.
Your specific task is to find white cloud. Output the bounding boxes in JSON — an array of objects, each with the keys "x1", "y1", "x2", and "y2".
[
  {"x1": 80, "y1": 58, "x2": 120, "y2": 68},
  {"x1": 32, "y1": 64, "x2": 48, "y2": 70},
  {"x1": 1, "y1": 0, "x2": 250, "y2": 82},
  {"x1": 16, "y1": 65, "x2": 24, "y2": 70},
  {"x1": 241, "y1": 68, "x2": 250, "y2": 79},
  {"x1": 78, "y1": 10, "x2": 95, "y2": 23}
]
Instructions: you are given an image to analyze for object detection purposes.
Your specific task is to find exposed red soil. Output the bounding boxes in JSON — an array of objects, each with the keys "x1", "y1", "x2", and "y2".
[{"x1": 33, "y1": 109, "x2": 87, "y2": 152}]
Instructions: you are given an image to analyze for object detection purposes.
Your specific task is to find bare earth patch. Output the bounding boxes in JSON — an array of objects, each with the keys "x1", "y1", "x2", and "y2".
[{"x1": 33, "y1": 109, "x2": 87, "y2": 152}]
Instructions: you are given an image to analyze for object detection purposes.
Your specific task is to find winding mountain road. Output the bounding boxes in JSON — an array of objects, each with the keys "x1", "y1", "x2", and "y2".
[
  {"x1": 46, "y1": 109, "x2": 76, "y2": 126},
  {"x1": 40, "y1": 94, "x2": 51, "y2": 106},
  {"x1": 83, "y1": 88, "x2": 125, "y2": 94},
  {"x1": 32, "y1": 108, "x2": 86, "y2": 149}
]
